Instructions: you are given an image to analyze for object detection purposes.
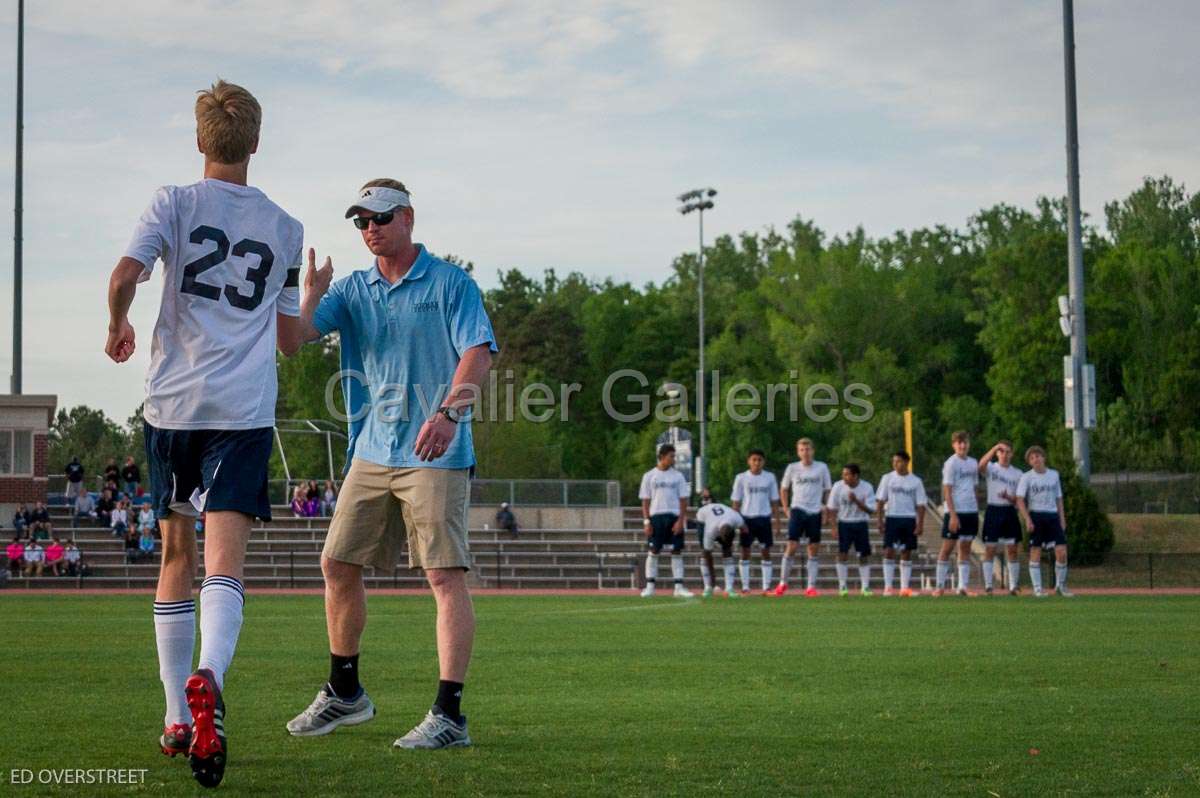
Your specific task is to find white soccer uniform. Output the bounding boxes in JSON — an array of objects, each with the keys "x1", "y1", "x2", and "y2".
[
  {"x1": 827, "y1": 480, "x2": 876, "y2": 522},
  {"x1": 731, "y1": 470, "x2": 779, "y2": 518},
  {"x1": 780, "y1": 461, "x2": 832, "y2": 513},
  {"x1": 638, "y1": 467, "x2": 688, "y2": 516},
  {"x1": 24, "y1": 545, "x2": 44, "y2": 563},
  {"x1": 1017, "y1": 468, "x2": 1062, "y2": 513},
  {"x1": 941, "y1": 454, "x2": 980, "y2": 513},
  {"x1": 985, "y1": 463, "x2": 1022, "y2": 506},
  {"x1": 876, "y1": 472, "x2": 927, "y2": 518},
  {"x1": 125, "y1": 179, "x2": 303, "y2": 429},
  {"x1": 695, "y1": 503, "x2": 745, "y2": 552}
]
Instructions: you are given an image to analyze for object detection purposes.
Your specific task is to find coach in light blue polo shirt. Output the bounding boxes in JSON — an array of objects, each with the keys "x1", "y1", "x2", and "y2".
[{"x1": 288, "y1": 178, "x2": 497, "y2": 751}]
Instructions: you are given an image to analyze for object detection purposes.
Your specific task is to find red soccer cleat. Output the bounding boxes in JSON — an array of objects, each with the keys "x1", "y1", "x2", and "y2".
[
  {"x1": 185, "y1": 668, "x2": 228, "y2": 788},
  {"x1": 803, "y1": 587, "x2": 819, "y2": 597},
  {"x1": 899, "y1": 588, "x2": 914, "y2": 597},
  {"x1": 160, "y1": 723, "x2": 192, "y2": 757},
  {"x1": 773, "y1": 583, "x2": 789, "y2": 597}
]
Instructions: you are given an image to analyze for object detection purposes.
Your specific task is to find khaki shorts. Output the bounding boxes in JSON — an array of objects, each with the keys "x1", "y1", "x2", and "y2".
[{"x1": 322, "y1": 459, "x2": 471, "y2": 571}]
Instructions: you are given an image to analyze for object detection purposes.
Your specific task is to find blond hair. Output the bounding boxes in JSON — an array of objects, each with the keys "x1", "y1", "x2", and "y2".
[
  {"x1": 195, "y1": 80, "x2": 261, "y2": 164},
  {"x1": 796, "y1": 438, "x2": 814, "y2": 447}
]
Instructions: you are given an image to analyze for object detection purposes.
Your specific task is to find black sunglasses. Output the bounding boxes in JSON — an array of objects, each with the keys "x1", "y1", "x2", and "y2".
[{"x1": 352, "y1": 211, "x2": 395, "y2": 230}]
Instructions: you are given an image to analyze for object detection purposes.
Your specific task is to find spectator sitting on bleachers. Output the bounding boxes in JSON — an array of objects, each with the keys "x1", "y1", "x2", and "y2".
[
  {"x1": 137, "y1": 504, "x2": 156, "y2": 535},
  {"x1": 121, "y1": 456, "x2": 142, "y2": 498},
  {"x1": 123, "y1": 528, "x2": 140, "y2": 562},
  {"x1": 30, "y1": 503, "x2": 52, "y2": 541},
  {"x1": 11, "y1": 503, "x2": 30, "y2": 534},
  {"x1": 44, "y1": 538, "x2": 65, "y2": 577},
  {"x1": 110, "y1": 500, "x2": 130, "y2": 538},
  {"x1": 23, "y1": 538, "x2": 45, "y2": 576},
  {"x1": 64, "y1": 455, "x2": 85, "y2": 501},
  {"x1": 496, "y1": 502, "x2": 519, "y2": 538},
  {"x1": 306, "y1": 479, "x2": 319, "y2": 503},
  {"x1": 6, "y1": 536, "x2": 24, "y2": 577},
  {"x1": 138, "y1": 527, "x2": 156, "y2": 561},
  {"x1": 63, "y1": 539, "x2": 81, "y2": 576},
  {"x1": 103, "y1": 458, "x2": 120, "y2": 488},
  {"x1": 74, "y1": 490, "x2": 96, "y2": 526},
  {"x1": 95, "y1": 489, "x2": 115, "y2": 528},
  {"x1": 291, "y1": 484, "x2": 308, "y2": 517},
  {"x1": 322, "y1": 480, "x2": 338, "y2": 516}
]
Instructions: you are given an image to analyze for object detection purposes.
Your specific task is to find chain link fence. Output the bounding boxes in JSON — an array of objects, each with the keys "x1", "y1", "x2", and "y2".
[{"x1": 1091, "y1": 472, "x2": 1200, "y2": 514}]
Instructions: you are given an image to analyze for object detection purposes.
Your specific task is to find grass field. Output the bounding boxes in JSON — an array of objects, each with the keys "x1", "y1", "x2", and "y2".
[{"x1": 3, "y1": 594, "x2": 1199, "y2": 797}]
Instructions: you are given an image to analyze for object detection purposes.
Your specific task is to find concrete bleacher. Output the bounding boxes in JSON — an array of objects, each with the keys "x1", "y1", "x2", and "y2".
[{"x1": 1, "y1": 504, "x2": 943, "y2": 591}]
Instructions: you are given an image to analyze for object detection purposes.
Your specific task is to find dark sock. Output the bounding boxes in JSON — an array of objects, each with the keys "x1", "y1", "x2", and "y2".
[
  {"x1": 434, "y1": 680, "x2": 464, "y2": 721},
  {"x1": 328, "y1": 653, "x2": 360, "y2": 700}
]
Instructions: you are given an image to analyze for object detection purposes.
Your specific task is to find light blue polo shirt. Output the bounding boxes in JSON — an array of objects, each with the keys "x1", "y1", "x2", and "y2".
[{"x1": 314, "y1": 244, "x2": 498, "y2": 470}]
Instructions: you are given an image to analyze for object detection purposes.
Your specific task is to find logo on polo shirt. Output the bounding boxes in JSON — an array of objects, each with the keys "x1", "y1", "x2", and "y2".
[{"x1": 412, "y1": 300, "x2": 440, "y2": 313}]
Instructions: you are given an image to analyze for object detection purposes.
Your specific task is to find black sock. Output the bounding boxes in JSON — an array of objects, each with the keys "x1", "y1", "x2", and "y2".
[
  {"x1": 434, "y1": 680, "x2": 464, "y2": 721},
  {"x1": 328, "y1": 653, "x2": 360, "y2": 699}
]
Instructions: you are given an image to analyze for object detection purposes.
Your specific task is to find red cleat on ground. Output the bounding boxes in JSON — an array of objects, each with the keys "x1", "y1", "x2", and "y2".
[
  {"x1": 899, "y1": 588, "x2": 914, "y2": 597},
  {"x1": 160, "y1": 723, "x2": 191, "y2": 757},
  {"x1": 773, "y1": 583, "x2": 789, "y2": 597},
  {"x1": 803, "y1": 587, "x2": 819, "y2": 597}
]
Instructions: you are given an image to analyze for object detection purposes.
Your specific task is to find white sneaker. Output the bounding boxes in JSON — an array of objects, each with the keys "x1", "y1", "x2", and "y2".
[
  {"x1": 673, "y1": 585, "x2": 694, "y2": 598},
  {"x1": 393, "y1": 709, "x2": 471, "y2": 750},
  {"x1": 640, "y1": 584, "x2": 656, "y2": 598},
  {"x1": 1033, "y1": 588, "x2": 1047, "y2": 598},
  {"x1": 1056, "y1": 586, "x2": 1075, "y2": 597},
  {"x1": 286, "y1": 685, "x2": 376, "y2": 737}
]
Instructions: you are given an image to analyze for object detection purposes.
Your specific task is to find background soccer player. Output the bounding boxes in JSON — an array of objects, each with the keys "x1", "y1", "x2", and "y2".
[
  {"x1": 775, "y1": 438, "x2": 832, "y2": 597},
  {"x1": 978, "y1": 440, "x2": 1024, "y2": 595},
  {"x1": 937, "y1": 431, "x2": 980, "y2": 596},
  {"x1": 638, "y1": 445, "x2": 692, "y2": 598},
  {"x1": 106, "y1": 80, "x2": 306, "y2": 788},
  {"x1": 876, "y1": 451, "x2": 926, "y2": 596},
  {"x1": 693, "y1": 500, "x2": 747, "y2": 597},
  {"x1": 1016, "y1": 446, "x2": 1073, "y2": 597},
  {"x1": 731, "y1": 449, "x2": 781, "y2": 595},
  {"x1": 826, "y1": 464, "x2": 876, "y2": 596}
]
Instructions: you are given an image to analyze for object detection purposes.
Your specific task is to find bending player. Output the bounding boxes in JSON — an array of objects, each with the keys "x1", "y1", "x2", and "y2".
[
  {"x1": 105, "y1": 80, "x2": 311, "y2": 788},
  {"x1": 936, "y1": 431, "x2": 980, "y2": 597},
  {"x1": 978, "y1": 440, "x2": 1023, "y2": 595},
  {"x1": 1016, "y1": 446, "x2": 1073, "y2": 597},
  {"x1": 775, "y1": 438, "x2": 832, "y2": 597},
  {"x1": 875, "y1": 451, "x2": 926, "y2": 597},
  {"x1": 731, "y1": 449, "x2": 780, "y2": 595},
  {"x1": 694, "y1": 500, "x2": 748, "y2": 597},
  {"x1": 638, "y1": 445, "x2": 692, "y2": 598},
  {"x1": 826, "y1": 464, "x2": 876, "y2": 596}
]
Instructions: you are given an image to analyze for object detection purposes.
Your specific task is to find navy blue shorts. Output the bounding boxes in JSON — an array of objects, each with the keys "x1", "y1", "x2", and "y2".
[
  {"x1": 648, "y1": 513, "x2": 683, "y2": 553},
  {"x1": 982, "y1": 505, "x2": 1022, "y2": 544},
  {"x1": 787, "y1": 508, "x2": 822, "y2": 543},
  {"x1": 145, "y1": 422, "x2": 273, "y2": 521},
  {"x1": 837, "y1": 521, "x2": 871, "y2": 556},
  {"x1": 740, "y1": 516, "x2": 774, "y2": 549},
  {"x1": 1029, "y1": 512, "x2": 1067, "y2": 549},
  {"x1": 882, "y1": 517, "x2": 918, "y2": 552},
  {"x1": 941, "y1": 511, "x2": 979, "y2": 540}
]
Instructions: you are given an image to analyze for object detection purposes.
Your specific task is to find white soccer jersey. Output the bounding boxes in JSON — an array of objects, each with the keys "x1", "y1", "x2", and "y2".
[
  {"x1": 731, "y1": 470, "x2": 779, "y2": 518},
  {"x1": 639, "y1": 467, "x2": 688, "y2": 516},
  {"x1": 827, "y1": 479, "x2": 876, "y2": 523},
  {"x1": 124, "y1": 179, "x2": 304, "y2": 430},
  {"x1": 986, "y1": 462, "x2": 1023, "y2": 506},
  {"x1": 941, "y1": 454, "x2": 980, "y2": 513},
  {"x1": 780, "y1": 460, "x2": 832, "y2": 513},
  {"x1": 695, "y1": 503, "x2": 745, "y2": 550},
  {"x1": 1017, "y1": 468, "x2": 1062, "y2": 514},
  {"x1": 24, "y1": 545, "x2": 44, "y2": 563},
  {"x1": 876, "y1": 471, "x2": 927, "y2": 518}
]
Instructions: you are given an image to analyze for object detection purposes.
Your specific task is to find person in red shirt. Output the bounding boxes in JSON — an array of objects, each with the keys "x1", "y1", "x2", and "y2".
[
  {"x1": 44, "y1": 538, "x2": 66, "y2": 577},
  {"x1": 6, "y1": 536, "x2": 24, "y2": 577}
]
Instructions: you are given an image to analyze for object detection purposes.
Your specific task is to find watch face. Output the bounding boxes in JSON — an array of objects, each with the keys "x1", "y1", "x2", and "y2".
[{"x1": 442, "y1": 406, "x2": 461, "y2": 422}]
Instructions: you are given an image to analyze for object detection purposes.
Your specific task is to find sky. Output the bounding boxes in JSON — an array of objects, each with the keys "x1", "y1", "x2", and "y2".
[{"x1": 0, "y1": 0, "x2": 1197, "y2": 422}]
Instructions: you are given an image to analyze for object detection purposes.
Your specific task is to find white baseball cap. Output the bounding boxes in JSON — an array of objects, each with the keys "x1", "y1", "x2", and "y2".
[{"x1": 344, "y1": 185, "x2": 412, "y2": 218}]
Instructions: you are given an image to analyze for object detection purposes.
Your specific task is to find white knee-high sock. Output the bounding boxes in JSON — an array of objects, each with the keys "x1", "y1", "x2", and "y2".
[
  {"x1": 198, "y1": 575, "x2": 244, "y2": 690},
  {"x1": 1055, "y1": 562, "x2": 1068, "y2": 589},
  {"x1": 936, "y1": 560, "x2": 950, "y2": 589},
  {"x1": 882, "y1": 559, "x2": 896, "y2": 590},
  {"x1": 779, "y1": 555, "x2": 792, "y2": 586},
  {"x1": 858, "y1": 563, "x2": 870, "y2": 591},
  {"x1": 958, "y1": 561, "x2": 971, "y2": 591},
  {"x1": 900, "y1": 561, "x2": 913, "y2": 590},
  {"x1": 645, "y1": 553, "x2": 658, "y2": 584},
  {"x1": 739, "y1": 560, "x2": 751, "y2": 591},
  {"x1": 807, "y1": 557, "x2": 819, "y2": 589},
  {"x1": 723, "y1": 561, "x2": 736, "y2": 593},
  {"x1": 700, "y1": 560, "x2": 713, "y2": 590},
  {"x1": 1008, "y1": 560, "x2": 1020, "y2": 589},
  {"x1": 982, "y1": 560, "x2": 995, "y2": 589},
  {"x1": 671, "y1": 555, "x2": 685, "y2": 586},
  {"x1": 835, "y1": 561, "x2": 849, "y2": 590},
  {"x1": 1030, "y1": 563, "x2": 1043, "y2": 591},
  {"x1": 761, "y1": 561, "x2": 773, "y2": 591},
  {"x1": 154, "y1": 599, "x2": 195, "y2": 726}
]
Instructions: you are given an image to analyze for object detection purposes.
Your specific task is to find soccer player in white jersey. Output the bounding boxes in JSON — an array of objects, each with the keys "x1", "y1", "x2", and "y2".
[
  {"x1": 694, "y1": 501, "x2": 748, "y2": 597},
  {"x1": 978, "y1": 440, "x2": 1024, "y2": 595},
  {"x1": 1016, "y1": 446, "x2": 1072, "y2": 597},
  {"x1": 936, "y1": 431, "x2": 980, "y2": 597},
  {"x1": 638, "y1": 445, "x2": 692, "y2": 598},
  {"x1": 731, "y1": 449, "x2": 781, "y2": 595},
  {"x1": 876, "y1": 451, "x2": 926, "y2": 597},
  {"x1": 826, "y1": 464, "x2": 876, "y2": 596},
  {"x1": 775, "y1": 438, "x2": 832, "y2": 597},
  {"x1": 105, "y1": 81, "x2": 314, "y2": 789}
]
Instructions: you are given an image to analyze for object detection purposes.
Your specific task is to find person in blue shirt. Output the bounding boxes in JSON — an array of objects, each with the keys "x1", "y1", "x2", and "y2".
[{"x1": 286, "y1": 179, "x2": 497, "y2": 751}]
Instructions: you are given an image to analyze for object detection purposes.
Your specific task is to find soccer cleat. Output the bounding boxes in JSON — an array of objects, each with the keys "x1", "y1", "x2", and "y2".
[
  {"x1": 803, "y1": 587, "x2": 819, "y2": 598},
  {"x1": 740, "y1": 589, "x2": 751, "y2": 596},
  {"x1": 956, "y1": 589, "x2": 974, "y2": 597},
  {"x1": 761, "y1": 589, "x2": 773, "y2": 597},
  {"x1": 640, "y1": 585, "x2": 656, "y2": 598},
  {"x1": 773, "y1": 582, "x2": 789, "y2": 596},
  {"x1": 932, "y1": 589, "x2": 944, "y2": 597},
  {"x1": 160, "y1": 723, "x2": 192, "y2": 758},
  {"x1": 860, "y1": 587, "x2": 873, "y2": 597},
  {"x1": 393, "y1": 708, "x2": 471, "y2": 750},
  {"x1": 286, "y1": 684, "x2": 376, "y2": 737},
  {"x1": 1033, "y1": 588, "x2": 1047, "y2": 598},
  {"x1": 882, "y1": 588, "x2": 894, "y2": 597},
  {"x1": 725, "y1": 589, "x2": 741, "y2": 598},
  {"x1": 702, "y1": 588, "x2": 713, "y2": 598},
  {"x1": 1009, "y1": 586, "x2": 1021, "y2": 596},
  {"x1": 985, "y1": 586, "x2": 994, "y2": 596},
  {"x1": 185, "y1": 668, "x2": 227, "y2": 789},
  {"x1": 899, "y1": 588, "x2": 914, "y2": 597},
  {"x1": 673, "y1": 585, "x2": 694, "y2": 598},
  {"x1": 838, "y1": 587, "x2": 849, "y2": 597},
  {"x1": 1055, "y1": 586, "x2": 1075, "y2": 597}
]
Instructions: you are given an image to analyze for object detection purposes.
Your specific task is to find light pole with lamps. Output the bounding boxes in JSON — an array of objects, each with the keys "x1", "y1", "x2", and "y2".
[{"x1": 678, "y1": 188, "x2": 716, "y2": 493}]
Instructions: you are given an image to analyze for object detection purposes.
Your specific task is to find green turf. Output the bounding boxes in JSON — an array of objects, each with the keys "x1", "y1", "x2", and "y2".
[{"x1": 2, "y1": 594, "x2": 1199, "y2": 797}]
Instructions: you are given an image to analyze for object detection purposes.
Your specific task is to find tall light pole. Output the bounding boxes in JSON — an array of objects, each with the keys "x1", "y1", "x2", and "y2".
[
  {"x1": 678, "y1": 188, "x2": 716, "y2": 492},
  {"x1": 11, "y1": 0, "x2": 24, "y2": 394},
  {"x1": 1062, "y1": 0, "x2": 1092, "y2": 481}
]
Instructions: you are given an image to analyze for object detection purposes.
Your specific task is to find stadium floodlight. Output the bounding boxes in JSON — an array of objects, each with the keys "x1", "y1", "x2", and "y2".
[
  {"x1": 1057, "y1": 295, "x2": 1070, "y2": 318},
  {"x1": 1059, "y1": 316, "x2": 1072, "y2": 338},
  {"x1": 676, "y1": 188, "x2": 716, "y2": 492}
]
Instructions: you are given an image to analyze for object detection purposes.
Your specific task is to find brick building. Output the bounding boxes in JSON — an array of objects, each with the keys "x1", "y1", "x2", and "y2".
[{"x1": 0, "y1": 394, "x2": 58, "y2": 522}]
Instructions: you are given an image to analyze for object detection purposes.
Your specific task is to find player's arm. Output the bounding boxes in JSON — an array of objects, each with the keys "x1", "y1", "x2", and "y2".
[
  {"x1": 977, "y1": 443, "x2": 1000, "y2": 474},
  {"x1": 1057, "y1": 496, "x2": 1066, "y2": 532},
  {"x1": 1015, "y1": 495, "x2": 1032, "y2": 531},
  {"x1": 413, "y1": 343, "x2": 493, "y2": 461},
  {"x1": 106, "y1": 257, "x2": 146, "y2": 363},
  {"x1": 641, "y1": 498, "x2": 651, "y2": 536},
  {"x1": 942, "y1": 483, "x2": 959, "y2": 532},
  {"x1": 675, "y1": 495, "x2": 688, "y2": 533}
]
